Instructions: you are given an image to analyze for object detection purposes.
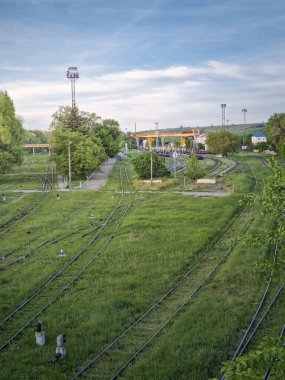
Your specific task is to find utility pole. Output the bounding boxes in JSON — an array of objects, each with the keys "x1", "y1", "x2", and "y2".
[
  {"x1": 150, "y1": 150, "x2": 153, "y2": 185},
  {"x1": 68, "y1": 141, "x2": 72, "y2": 192},
  {"x1": 242, "y1": 108, "x2": 247, "y2": 146},
  {"x1": 173, "y1": 151, "x2": 178, "y2": 178},
  {"x1": 155, "y1": 122, "x2": 159, "y2": 150}
]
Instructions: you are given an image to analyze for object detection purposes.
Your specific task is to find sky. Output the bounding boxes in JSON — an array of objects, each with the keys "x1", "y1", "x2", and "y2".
[{"x1": 1, "y1": 0, "x2": 285, "y2": 132}]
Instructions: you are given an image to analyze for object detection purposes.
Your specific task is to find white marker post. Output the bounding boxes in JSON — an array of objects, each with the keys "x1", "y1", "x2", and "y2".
[{"x1": 173, "y1": 151, "x2": 178, "y2": 178}]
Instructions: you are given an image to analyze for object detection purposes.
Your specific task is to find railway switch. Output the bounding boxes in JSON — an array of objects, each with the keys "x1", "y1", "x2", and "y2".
[{"x1": 34, "y1": 321, "x2": 45, "y2": 346}]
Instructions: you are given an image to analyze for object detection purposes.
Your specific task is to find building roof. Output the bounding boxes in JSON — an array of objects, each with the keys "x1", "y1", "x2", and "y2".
[{"x1": 254, "y1": 131, "x2": 266, "y2": 137}]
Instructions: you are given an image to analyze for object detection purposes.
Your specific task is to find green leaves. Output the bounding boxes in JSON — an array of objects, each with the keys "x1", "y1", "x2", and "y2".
[
  {"x1": 221, "y1": 337, "x2": 285, "y2": 379},
  {"x1": 207, "y1": 130, "x2": 240, "y2": 156},
  {"x1": 49, "y1": 107, "x2": 120, "y2": 180},
  {"x1": 185, "y1": 152, "x2": 205, "y2": 181},
  {"x1": 265, "y1": 113, "x2": 285, "y2": 156},
  {"x1": 131, "y1": 152, "x2": 170, "y2": 179},
  {"x1": 0, "y1": 91, "x2": 24, "y2": 173}
]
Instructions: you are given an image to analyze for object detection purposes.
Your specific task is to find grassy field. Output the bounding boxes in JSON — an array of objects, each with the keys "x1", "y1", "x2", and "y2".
[{"x1": 0, "y1": 153, "x2": 283, "y2": 380}]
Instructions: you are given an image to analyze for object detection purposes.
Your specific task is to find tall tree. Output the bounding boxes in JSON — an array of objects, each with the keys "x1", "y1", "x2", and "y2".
[
  {"x1": 50, "y1": 129, "x2": 106, "y2": 179},
  {"x1": 49, "y1": 106, "x2": 107, "y2": 180},
  {"x1": 132, "y1": 152, "x2": 170, "y2": 179},
  {"x1": 207, "y1": 129, "x2": 240, "y2": 156},
  {"x1": 185, "y1": 152, "x2": 205, "y2": 182},
  {"x1": 265, "y1": 113, "x2": 285, "y2": 156},
  {"x1": 92, "y1": 119, "x2": 121, "y2": 158},
  {"x1": 0, "y1": 91, "x2": 24, "y2": 173}
]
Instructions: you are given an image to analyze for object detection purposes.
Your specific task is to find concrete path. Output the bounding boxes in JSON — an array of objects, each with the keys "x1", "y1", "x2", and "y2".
[
  {"x1": 57, "y1": 175, "x2": 66, "y2": 190},
  {"x1": 178, "y1": 191, "x2": 229, "y2": 197},
  {"x1": 78, "y1": 158, "x2": 117, "y2": 190}
]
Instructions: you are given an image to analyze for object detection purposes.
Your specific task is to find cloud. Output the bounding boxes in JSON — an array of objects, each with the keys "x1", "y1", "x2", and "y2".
[{"x1": 2, "y1": 60, "x2": 285, "y2": 131}]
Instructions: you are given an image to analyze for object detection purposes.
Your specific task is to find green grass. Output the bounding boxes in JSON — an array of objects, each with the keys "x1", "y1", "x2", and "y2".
[{"x1": 0, "y1": 154, "x2": 281, "y2": 380}]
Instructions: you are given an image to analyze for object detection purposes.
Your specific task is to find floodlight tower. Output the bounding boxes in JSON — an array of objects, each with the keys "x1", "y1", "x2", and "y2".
[
  {"x1": 66, "y1": 67, "x2": 79, "y2": 108},
  {"x1": 242, "y1": 108, "x2": 247, "y2": 145},
  {"x1": 221, "y1": 104, "x2": 226, "y2": 128}
]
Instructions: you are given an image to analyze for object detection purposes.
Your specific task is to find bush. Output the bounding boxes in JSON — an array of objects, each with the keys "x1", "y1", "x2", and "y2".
[{"x1": 132, "y1": 152, "x2": 170, "y2": 179}]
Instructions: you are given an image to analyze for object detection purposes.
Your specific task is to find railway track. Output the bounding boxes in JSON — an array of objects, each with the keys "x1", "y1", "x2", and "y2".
[
  {"x1": 218, "y1": 162, "x2": 284, "y2": 380},
  {"x1": 0, "y1": 168, "x2": 53, "y2": 236},
  {"x1": 264, "y1": 322, "x2": 285, "y2": 379},
  {"x1": 0, "y1": 222, "x2": 95, "y2": 270},
  {"x1": 69, "y1": 160, "x2": 265, "y2": 379},
  {"x1": 221, "y1": 242, "x2": 284, "y2": 380},
  {"x1": 0, "y1": 163, "x2": 133, "y2": 352}
]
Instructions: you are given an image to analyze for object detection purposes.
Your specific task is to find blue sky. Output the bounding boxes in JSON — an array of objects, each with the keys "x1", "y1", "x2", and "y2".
[{"x1": 1, "y1": 0, "x2": 285, "y2": 131}]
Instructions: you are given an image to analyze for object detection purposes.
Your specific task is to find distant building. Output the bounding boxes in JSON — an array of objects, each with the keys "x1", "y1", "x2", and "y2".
[
  {"x1": 252, "y1": 132, "x2": 267, "y2": 145},
  {"x1": 195, "y1": 132, "x2": 208, "y2": 150}
]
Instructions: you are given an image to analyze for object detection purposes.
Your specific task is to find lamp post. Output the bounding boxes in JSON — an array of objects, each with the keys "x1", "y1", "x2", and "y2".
[
  {"x1": 173, "y1": 151, "x2": 178, "y2": 178},
  {"x1": 150, "y1": 150, "x2": 153, "y2": 185},
  {"x1": 68, "y1": 141, "x2": 72, "y2": 192},
  {"x1": 155, "y1": 122, "x2": 159, "y2": 150},
  {"x1": 242, "y1": 108, "x2": 247, "y2": 146}
]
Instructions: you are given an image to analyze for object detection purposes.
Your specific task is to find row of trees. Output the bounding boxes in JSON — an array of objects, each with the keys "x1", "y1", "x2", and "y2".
[
  {"x1": 24, "y1": 129, "x2": 50, "y2": 144},
  {"x1": 0, "y1": 91, "x2": 124, "y2": 178},
  {"x1": 1, "y1": 89, "x2": 285, "y2": 175}
]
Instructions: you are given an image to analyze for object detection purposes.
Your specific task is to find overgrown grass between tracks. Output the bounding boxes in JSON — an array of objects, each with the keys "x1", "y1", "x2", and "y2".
[{"x1": 0, "y1": 156, "x2": 275, "y2": 380}]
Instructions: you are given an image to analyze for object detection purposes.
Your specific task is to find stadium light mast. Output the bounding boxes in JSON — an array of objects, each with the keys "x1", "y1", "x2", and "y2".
[
  {"x1": 221, "y1": 104, "x2": 226, "y2": 128},
  {"x1": 66, "y1": 67, "x2": 79, "y2": 108}
]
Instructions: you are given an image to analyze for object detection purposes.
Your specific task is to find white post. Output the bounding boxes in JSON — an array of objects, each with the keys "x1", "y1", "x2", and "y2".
[
  {"x1": 150, "y1": 151, "x2": 153, "y2": 185},
  {"x1": 173, "y1": 151, "x2": 178, "y2": 178},
  {"x1": 68, "y1": 141, "x2": 72, "y2": 192}
]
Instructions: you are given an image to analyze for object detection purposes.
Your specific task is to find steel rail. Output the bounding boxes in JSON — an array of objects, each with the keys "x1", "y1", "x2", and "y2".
[
  {"x1": 229, "y1": 242, "x2": 279, "y2": 363},
  {"x1": 110, "y1": 243, "x2": 238, "y2": 380},
  {"x1": 71, "y1": 239, "x2": 238, "y2": 380},
  {"x1": 221, "y1": 283, "x2": 284, "y2": 379},
  {"x1": 0, "y1": 223, "x2": 94, "y2": 269},
  {"x1": 0, "y1": 168, "x2": 53, "y2": 235},
  {"x1": 111, "y1": 159, "x2": 268, "y2": 380},
  {"x1": 237, "y1": 283, "x2": 284, "y2": 356},
  {"x1": 0, "y1": 168, "x2": 127, "y2": 329},
  {"x1": 70, "y1": 160, "x2": 262, "y2": 379},
  {"x1": 0, "y1": 163, "x2": 133, "y2": 351},
  {"x1": 264, "y1": 319, "x2": 285, "y2": 380},
  {"x1": 220, "y1": 163, "x2": 280, "y2": 380},
  {"x1": 0, "y1": 204, "x2": 132, "y2": 352}
]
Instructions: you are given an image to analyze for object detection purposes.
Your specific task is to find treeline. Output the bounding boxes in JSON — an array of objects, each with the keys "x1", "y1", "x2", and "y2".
[{"x1": 23, "y1": 129, "x2": 50, "y2": 144}]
